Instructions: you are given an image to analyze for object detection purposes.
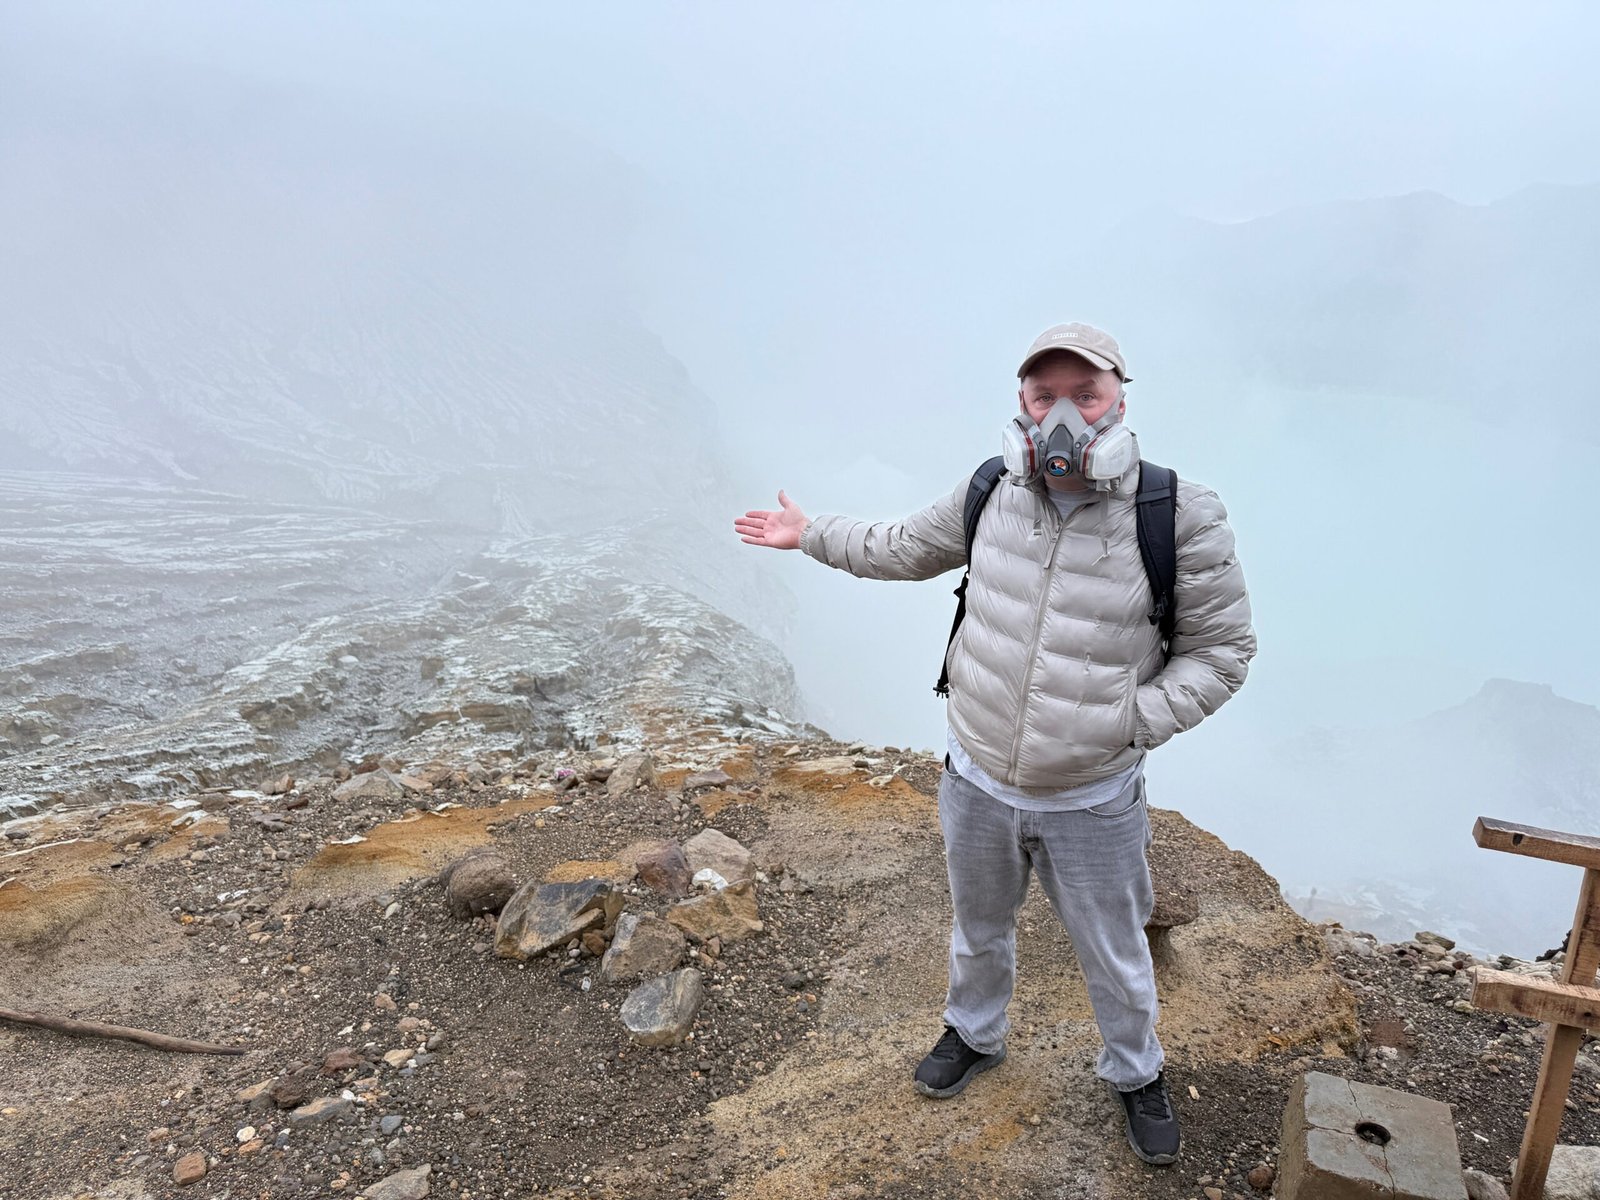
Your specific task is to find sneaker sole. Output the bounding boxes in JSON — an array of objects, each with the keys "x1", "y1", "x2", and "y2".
[
  {"x1": 1106, "y1": 1081, "x2": 1180, "y2": 1166},
  {"x1": 913, "y1": 1046, "x2": 1006, "y2": 1099}
]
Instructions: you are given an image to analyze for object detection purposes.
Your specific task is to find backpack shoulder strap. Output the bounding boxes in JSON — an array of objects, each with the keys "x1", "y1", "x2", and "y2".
[
  {"x1": 1134, "y1": 459, "x2": 1178, "y2": 659},
  {"x1": 962, "y1": 456, "x2": 1008, "y2": 556},
  {"x1": 934, "y1": 457, "x2": 1007, "y2": 697}
]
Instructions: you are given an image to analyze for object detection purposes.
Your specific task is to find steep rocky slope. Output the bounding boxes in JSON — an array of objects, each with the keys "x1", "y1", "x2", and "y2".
[{"x1": 4, "y1": 709, "x2": 1587, "y2": 1200}]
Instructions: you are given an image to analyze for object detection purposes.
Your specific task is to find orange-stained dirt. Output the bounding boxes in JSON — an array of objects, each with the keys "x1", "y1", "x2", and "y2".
[
  {"x1": 289, "y1": 797, "x2": 548, "y2": 896},
  {"x1": 544, "y1": 858, "x2": 635, "y2": 884}
]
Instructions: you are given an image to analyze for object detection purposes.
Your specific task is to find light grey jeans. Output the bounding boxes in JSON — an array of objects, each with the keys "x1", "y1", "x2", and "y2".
[{"x1": 937, "y1": 763, "x2": 1163, "y2": 1091}]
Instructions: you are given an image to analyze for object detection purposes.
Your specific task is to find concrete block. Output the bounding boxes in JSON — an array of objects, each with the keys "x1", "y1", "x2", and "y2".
[{"x1": 1279, "y1": 1071, "x2": 1467, "y2": 1200}]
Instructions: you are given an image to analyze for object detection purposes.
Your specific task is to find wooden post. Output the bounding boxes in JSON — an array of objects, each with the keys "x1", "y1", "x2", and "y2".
[{"x1": 1471, "y1": 818, "x2": 1600, "y2": 1200}]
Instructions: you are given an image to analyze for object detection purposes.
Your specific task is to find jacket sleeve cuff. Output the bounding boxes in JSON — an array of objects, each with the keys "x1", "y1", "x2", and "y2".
[
  {"x1": 1134, "y1": 682, "x2": 1175, "y2": 751},
  {"x1": 798, "y1": 517, "x2": 820, "y2": 558}
]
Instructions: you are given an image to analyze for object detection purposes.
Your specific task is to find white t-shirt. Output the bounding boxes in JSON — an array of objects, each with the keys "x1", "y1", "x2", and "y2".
[{"x1": 946, "y1": 730, "x2": 1144, "y2": 812}]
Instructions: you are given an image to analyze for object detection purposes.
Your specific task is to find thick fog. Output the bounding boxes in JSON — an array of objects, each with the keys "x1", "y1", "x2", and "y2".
[{"x1": 5, "y1": 2, "x2": 1600, "y2": 955}]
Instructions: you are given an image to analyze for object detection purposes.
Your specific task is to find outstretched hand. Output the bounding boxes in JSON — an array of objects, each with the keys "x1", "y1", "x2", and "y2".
[{"x1": 734, "y1": 490, "x2": 809, "y2": 551}]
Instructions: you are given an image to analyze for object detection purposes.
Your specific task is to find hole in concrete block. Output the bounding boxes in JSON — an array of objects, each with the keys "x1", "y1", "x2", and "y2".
[{"x1": 1355, "y1": 1121, "x2": 1392, "y2": 1146}]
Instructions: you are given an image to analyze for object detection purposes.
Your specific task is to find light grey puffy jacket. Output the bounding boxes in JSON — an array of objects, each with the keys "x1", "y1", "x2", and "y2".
[{"x1": 799, "y1": 461, "x2": 1256, "y2": 790}]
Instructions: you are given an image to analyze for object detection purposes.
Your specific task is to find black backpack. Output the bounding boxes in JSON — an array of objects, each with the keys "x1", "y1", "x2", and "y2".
[{"x1": 933, "y1": 458, "x2": 1178, "y2": 698}]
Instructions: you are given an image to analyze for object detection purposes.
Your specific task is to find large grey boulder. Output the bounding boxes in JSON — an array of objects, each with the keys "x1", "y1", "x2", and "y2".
[
  {"x1": 599, "y1": 913, "x2": 686, "y2": 985},
  {"x1": 682, "y1": 827, "x2": 755, "y2": 885},
  {"x1": 493, "y1": 880, "x2": 623, "y2": 960},
  {"x1": 620, "y1": 969, "x2": 705, "y2": 1047}
]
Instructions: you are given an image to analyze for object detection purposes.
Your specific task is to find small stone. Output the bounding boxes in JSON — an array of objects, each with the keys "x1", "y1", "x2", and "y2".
[
  {"x1": 172, "y1": 1152, "x2": 207, "y2": 1186},
  {"x1": 333, "y1": 770, "x2": 406, "y2": 801},
  {"x1": 236, "y1": 1125, "x2": 257, "y2": 1143},
  {"x1": 683, "y1": 769, "x2": 733, "y2": 790},
  {"x1": 287, "y1": 1095, "x2": 353, "y2": 1127},
  {"x1": 1463, "y1": 1167, "x2": 1508, "y2": 1200},
  {"x1": 383, "y1": 1048, "x2": 416, "y2": 1068},
  {"x1": 1415, "y1": 930, "x2": 1457, "y2": 951},
  {"x1": 606, "y1": 752, "x2": 657, "y2": 797},
  {"x1": 1247, "y1": 1164, "x2": 1275, "y2": 1192},
  {"x1": 634, "y1": 840, "x2": 694, "y2": 899},
  {"x1": 235, "y1": 1079, "x2": 274, "y2": 1108},
  {"x1": 682, "y1": 827, "x2": 756, "y2": 885},
  {"x1": 1204, "y1": 1189, "x2": 1224, "y2": 1200},
  {"x1": 321, "y1": 1047, "x2": 364, "y2": 1075},
  {"x1": 621, "y1": 969, "x2": 706, "y2": 1047},
  {"x1": 600, "y1": 913, "x2": 687, "y2": 985},
  {"x1": 441, "y1": 851, "x2": 516, "y2": 919},
  {"x1": 269, "y1": 1065, "x2": 319, "y2": 1109},
  {"x1": 374, "y1": 992, "x2": 398, "y2": 1013},
  {"x1": 363, "y1": 1164, "x2": 433, "y2": 1200},
  {"x1": 380, "y1": 1114, "x2": 405, "y2": 1136},
  {"x1": 666, "y1": 880, "x2": 763, "y2": 945},
  {"x1": 581, "y1": 930, "x2": 608, "y2": 957}
]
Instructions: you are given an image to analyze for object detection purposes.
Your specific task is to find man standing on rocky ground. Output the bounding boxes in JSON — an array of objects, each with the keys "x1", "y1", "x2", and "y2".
[{"x1": 733, "y1": 323, "x2": 1256, "y2": 1167}]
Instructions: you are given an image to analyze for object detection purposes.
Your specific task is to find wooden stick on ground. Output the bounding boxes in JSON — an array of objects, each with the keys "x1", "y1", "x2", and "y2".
[{"x1": 0, "y1": 1006, "x2": 245, "y2": 1056}]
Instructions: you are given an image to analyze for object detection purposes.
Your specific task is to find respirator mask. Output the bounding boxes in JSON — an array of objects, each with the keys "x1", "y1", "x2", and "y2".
[{"x1": 1001, "y1": 396, "x2": 1139, "y2": 491}]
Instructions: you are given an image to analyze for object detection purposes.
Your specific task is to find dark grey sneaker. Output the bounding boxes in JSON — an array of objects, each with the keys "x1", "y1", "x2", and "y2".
[
  {"x1": 913, "y1": 1025, "x2": 1005, "y2": 1098},
  {"x1": 1110, "y1": 1071, "x2": 1181, "y2": 1165}
]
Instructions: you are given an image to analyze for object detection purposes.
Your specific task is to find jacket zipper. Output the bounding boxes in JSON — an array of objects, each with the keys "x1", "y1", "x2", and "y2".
[{"x1": 1008, "y1": 496, "x2": 1067, "y2": 777}]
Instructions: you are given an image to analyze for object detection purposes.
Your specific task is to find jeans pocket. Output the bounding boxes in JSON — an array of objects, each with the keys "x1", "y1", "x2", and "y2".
[{"x1": 1085, "y1": 781, "x2": 1143, "y2": 820}]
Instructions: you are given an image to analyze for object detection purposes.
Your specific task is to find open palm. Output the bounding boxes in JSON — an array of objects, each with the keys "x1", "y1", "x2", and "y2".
[{"x1": 734, "y1": 490, "x2": 809, "y2": 550}]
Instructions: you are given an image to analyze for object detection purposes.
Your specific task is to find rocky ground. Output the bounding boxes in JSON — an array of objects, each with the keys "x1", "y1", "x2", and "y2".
[{"x1": 4, "y1": 719, "x2": 1599, "y2": 1200}]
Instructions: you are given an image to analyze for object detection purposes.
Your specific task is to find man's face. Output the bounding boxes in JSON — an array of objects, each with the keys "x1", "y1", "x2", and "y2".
[{"x1": 1018, "y1": 351, "x2": 1124, "y2": 428}]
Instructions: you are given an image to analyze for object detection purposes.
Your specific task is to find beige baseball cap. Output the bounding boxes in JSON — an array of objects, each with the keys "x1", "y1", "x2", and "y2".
[{"x1": 1017, "y1": 322, "x2": 1131, "y2": 382}]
